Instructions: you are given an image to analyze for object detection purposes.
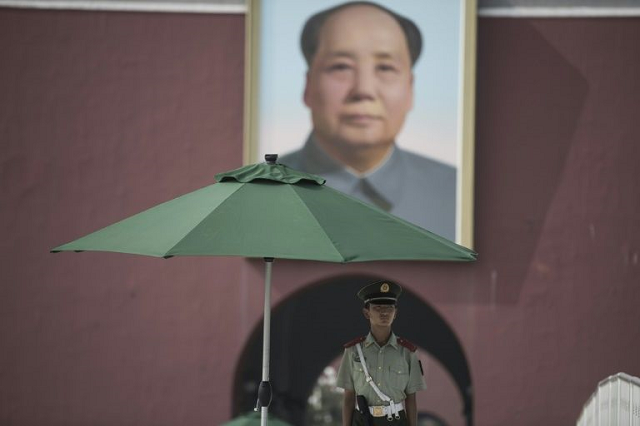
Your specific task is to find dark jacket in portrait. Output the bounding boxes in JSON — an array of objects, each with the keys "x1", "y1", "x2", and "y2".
[{"x1": 279, "y1": 136, "x2": 456, "y2": 241}]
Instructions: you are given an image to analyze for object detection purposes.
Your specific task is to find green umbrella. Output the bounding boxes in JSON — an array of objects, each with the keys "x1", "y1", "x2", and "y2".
[
  {"x1": 221, "y1": 411, "x2": 292, "y2": 426},
  {"x1": 51, "y1": 160, "x2": 474, "y2": 262},
  {"x1": 52, "y1": 155, "x2": 476, "y2": 425}
]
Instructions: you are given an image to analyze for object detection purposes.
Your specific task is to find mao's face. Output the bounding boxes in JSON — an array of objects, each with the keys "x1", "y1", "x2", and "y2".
[{"x1": 304, "y1": 5, "x2": 414, "y2": 151}]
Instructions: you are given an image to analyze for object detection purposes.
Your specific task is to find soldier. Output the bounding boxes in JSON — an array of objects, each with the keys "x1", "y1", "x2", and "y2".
[{"x1": 336, "y1": 280, "x2": 426, "y2": 426}]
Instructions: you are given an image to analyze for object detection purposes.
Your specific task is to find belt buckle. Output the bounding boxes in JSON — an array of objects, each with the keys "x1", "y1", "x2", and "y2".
[{"x1": 372, "y1": 406, "x2": 384, "y2": 417}]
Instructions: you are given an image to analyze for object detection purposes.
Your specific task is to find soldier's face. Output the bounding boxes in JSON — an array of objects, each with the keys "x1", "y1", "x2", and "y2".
[
  {"x1": 363, "y1": 303, "x2": 397, "y2": 327},
  {"x1": 304, "y1": 5, "x2": 414, "y2": 151}
]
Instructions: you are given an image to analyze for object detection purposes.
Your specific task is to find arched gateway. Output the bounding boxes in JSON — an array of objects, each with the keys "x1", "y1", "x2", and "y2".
[{"x1": 232, "y1": 274, "x2": 473, "y2": 425}]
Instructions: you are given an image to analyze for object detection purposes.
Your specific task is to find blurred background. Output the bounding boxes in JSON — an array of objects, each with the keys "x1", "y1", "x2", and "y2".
[{"x1": 1, "y1": 0, "x2": 639, "y2": 425}]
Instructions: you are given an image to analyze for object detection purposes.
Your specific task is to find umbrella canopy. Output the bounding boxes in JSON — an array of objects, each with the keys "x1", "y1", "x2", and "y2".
[
  {"x1": 221, "y1": 411, "x2": 293, "y2": 426},
  {"x1": 51, "y1": 161, "x2": 476, "y2": 262}
]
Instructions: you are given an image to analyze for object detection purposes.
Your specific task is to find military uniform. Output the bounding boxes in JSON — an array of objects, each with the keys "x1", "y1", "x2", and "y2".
[{"x1": 336, "y1": 281, "x2": 427, "y2": 425}]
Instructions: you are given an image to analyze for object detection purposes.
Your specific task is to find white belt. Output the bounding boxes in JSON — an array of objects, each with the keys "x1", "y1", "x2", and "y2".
[{"x1": 368, "y1": 402, "x2": 404, "y2": 418}]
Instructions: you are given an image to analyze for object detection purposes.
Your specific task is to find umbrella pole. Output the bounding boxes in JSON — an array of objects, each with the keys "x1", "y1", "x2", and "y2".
[{"x1": 256, "y1": 258, "x2": 274, "y2": 426}]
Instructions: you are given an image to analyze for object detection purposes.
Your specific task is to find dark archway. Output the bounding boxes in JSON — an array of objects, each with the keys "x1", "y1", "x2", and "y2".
[{"x1": 232, "y1": 274, "x2": 473, "y2": 425}]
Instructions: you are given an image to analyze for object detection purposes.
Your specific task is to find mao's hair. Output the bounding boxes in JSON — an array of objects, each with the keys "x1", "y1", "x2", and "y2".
[{"x1": 300, "y1": 1, "x2": 423, "y2": 67}]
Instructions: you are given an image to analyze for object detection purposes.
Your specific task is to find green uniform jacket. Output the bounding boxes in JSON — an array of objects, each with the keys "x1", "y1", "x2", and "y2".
[{"x1": 336, "y1": 332, "x2": 427, "y2": 405}]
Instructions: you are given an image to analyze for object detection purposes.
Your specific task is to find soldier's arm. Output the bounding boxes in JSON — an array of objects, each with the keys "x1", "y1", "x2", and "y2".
[
  {"x1": 405, "y1": 392, "x2": 417, "y2": 426},
  {"x1": 342, "y1": 389, "x2": 355, "y2": 426}
]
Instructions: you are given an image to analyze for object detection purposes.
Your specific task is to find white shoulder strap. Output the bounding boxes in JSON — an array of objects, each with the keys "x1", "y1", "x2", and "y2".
[{"x1": 355, "y1": 342, "x2": 399, "y2": 419}]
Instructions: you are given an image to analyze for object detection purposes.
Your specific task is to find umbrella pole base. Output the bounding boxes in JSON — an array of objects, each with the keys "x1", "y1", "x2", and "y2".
[{"x1": 254, "y1": 380, "x2": 272, "y2": 410}]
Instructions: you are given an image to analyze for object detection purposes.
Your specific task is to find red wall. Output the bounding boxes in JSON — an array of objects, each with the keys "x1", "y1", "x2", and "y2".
[
  {"x1": 1, "y1": 7, "x2": 639, "y2": 426},
  {"x1": 0, "y1": 8, "x2": 247, "y2": 426}
]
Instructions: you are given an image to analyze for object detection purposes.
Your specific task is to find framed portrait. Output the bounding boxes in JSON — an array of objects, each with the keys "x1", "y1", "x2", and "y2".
[{"x1": 244, "y1": 0, "x2": 476, "y2": 247}]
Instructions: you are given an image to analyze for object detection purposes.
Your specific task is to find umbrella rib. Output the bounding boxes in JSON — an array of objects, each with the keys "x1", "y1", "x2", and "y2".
[
  {"x1": 162, "y1": 183, "x2": 245, "y2": 257},
  {"x1": 290, "y1": 186, "x2": 348, "y2": 262}
]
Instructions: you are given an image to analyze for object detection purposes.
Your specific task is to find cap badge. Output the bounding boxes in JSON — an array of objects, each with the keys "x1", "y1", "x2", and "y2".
[{"x1": 381, "y1": 283, "x2": 390, "y2": 293}]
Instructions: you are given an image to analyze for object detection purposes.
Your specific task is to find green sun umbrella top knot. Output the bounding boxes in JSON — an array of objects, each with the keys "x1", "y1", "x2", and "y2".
[{"x1": 215, "y1": 155, "x2": 326, "y2": 185}]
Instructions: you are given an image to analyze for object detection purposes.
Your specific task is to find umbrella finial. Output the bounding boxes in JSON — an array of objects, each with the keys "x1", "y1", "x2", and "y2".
[{"x1": 265, "y1": 154, "x2": 278, "y2": 165}]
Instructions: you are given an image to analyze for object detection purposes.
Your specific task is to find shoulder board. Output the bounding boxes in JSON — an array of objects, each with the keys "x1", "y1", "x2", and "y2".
[
  {"x1": 397, "y1": 337, "x2": 418, "y2": 352},
  {"x1": 343, "y1": 336, "x2": 366, "y2": 348}
]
